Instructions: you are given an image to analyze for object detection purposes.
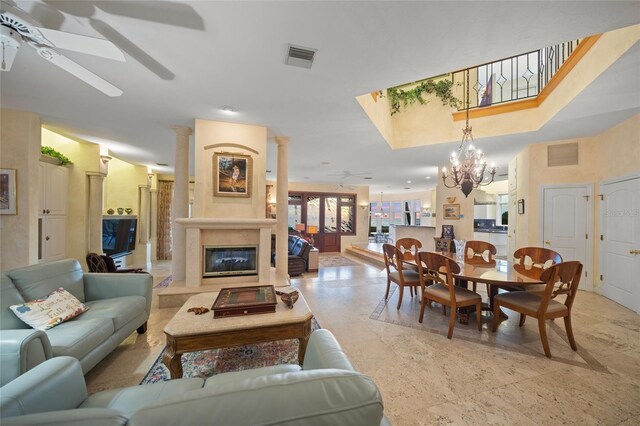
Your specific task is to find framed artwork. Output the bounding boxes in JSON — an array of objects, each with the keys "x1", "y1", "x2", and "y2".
[
  {"x1": 213, "y1": 153, "x2": 252, "y2": 197},
  {"x1": 443, "y1": 203, "x2": 460, "y2": 220},
  {"x1": 441, "y1": 224, "x2": 454, "y2": 239},
  {"x1": 518, "y1": 199, "x2": 525, "y2": 214},
  {"x1": 0, "y1": 168, "x2": 16, "y2": 215}
]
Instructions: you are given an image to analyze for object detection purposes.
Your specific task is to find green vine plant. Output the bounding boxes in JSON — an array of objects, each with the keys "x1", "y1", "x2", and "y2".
[
  {"x1": 381, "y1": 78, "x2": 460, "y2": 116},
  {"x1": 41, "y1": 146, "x2": 72, "y2": 166}
]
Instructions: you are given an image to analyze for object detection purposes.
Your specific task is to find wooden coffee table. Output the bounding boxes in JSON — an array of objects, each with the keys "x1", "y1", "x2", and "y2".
[{"x1": 163, "y1": 290, "x2": 313, "y2": 379}]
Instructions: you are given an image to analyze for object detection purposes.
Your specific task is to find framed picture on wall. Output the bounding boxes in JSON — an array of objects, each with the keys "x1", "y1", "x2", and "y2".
[
  {"x1": 213, "y1": 152, "x2": 252, "y2": 198},
  {"x1": 443, "y1": 203, "x2": 460, "y2": 220},
  {"x1": 0, "y1": 168, "x2": 17, "y2": 215}
]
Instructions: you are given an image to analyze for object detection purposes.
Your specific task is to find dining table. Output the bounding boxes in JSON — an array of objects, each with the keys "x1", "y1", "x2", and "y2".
[{"x1": 403, "y1": 252, "x2": 546, "y2": 323}]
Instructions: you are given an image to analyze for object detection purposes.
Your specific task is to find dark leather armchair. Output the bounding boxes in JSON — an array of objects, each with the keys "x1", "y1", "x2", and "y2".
[
  {"x1": 86, "y1": 253, "x2": 146, "y2": 273},
  {"x1": 287, "y1": 236, "x2": 311, "y2": 277}
]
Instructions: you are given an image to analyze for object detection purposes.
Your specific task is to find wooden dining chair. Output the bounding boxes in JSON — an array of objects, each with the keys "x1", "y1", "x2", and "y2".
[
  {"x1": 416, "y1": 251, "x2": 482, "y2": 339},
  {"x1": 511, "y1": 247, "x2": 563, "y2": 294},
  {"x1": 382, "y1": 243, "x2": 422, "y2": 309},
  {"x1": 395, "y1": 238, "x2": 422, "y2": 273},
  {"x1": 464, "y1": 240, "x2": 497, "y2": 293},
  {"x1": 492, "y1": 261, "x2": 582, "y2": 357}
]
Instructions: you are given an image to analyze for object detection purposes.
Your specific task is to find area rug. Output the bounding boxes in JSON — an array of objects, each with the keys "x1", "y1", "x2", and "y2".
[
  {"x1": 140, "y1": 318, "x2": 320, "y2": 384},
  {"x1": 154, "y1": 275, "x2": 172, "y2": 289},
  {"x1": 318, "y1": 255, "x2": 358, "y2": 267}
]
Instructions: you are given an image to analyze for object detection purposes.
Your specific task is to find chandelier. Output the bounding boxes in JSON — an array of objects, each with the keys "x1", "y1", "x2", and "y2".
[{"x1": 442, "y1": 69, "x2": 496, "y2": 197}]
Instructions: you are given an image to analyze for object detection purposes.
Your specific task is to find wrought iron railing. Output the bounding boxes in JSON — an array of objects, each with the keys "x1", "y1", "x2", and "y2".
[{"x1": 452, "y1": 39, "x2": 581, "y2": 110}]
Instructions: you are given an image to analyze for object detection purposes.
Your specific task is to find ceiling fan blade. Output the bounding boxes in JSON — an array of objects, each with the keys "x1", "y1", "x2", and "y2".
[
  {"x1": 36, "y1": 47, "x2": 122, "y2": 96},
  {"x1": 36, "y1": 27, "x2": 125, "y2": 61}
]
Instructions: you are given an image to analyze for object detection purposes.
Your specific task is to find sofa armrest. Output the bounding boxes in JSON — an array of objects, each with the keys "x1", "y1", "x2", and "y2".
[
  {"x1": 302, "y1": 329, "x2": 355, "y2": 371},
  {"x1": 0, "y1": 356, "x2": 87, "y2": 418},
  {"x1": 83, "y1": 273, "x2": 152, "y2": 316},
  {"x1": 1, "y1": 408, "x2": 127, "y2": 426},
  {"x1": 0, "y1": 330, "x2": 53, "y2": 386}
]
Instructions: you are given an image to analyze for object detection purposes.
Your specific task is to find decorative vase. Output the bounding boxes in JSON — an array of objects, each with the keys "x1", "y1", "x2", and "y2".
[
  {"x1": 107, "y1": 208, "x2": 114, "y2": 215},
  {"x1": 117, "y1": 208, "x2": 124, "y2": 215},
  {"x1": 125, "y1": 208, "x2": 133, "y2": 214}
]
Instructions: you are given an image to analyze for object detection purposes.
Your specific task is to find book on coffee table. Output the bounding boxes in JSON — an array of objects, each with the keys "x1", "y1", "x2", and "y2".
[{"x1": 212, "y1": 285, "x2": 277, "y2": 318}]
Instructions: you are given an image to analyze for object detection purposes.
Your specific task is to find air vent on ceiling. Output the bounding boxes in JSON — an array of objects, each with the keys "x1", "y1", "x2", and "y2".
[
  {"x1": 547, "y1": 142, "x2": 579, "y2": 167},
  {"x1": 286, "y1": 44, "x2": 317, "y2": 69}
]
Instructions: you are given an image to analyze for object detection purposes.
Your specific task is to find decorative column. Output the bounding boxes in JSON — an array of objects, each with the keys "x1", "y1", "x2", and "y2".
[
  {"x1": 86, "y1": 172, "x2": 106, "y2": 254},
  {"x1": 150, "y1": 188, "x2": 158, "y2": 261},
  {"x1": 171, "y1": 126, "x2": 192, "y2": 281},
  {"x1": 138, "y1": 184, "x2": 151, "y2": 268},
  {"x1": 275, "y1": 136, "x2": 290, "y2": 283}
]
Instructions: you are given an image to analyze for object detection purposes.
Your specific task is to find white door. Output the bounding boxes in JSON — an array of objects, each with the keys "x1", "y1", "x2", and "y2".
[
  {"x1": 600, "y1": 176, "x2": 640, "y2": 313},
  {"x1": 542, "y1": 186, "x2": 591, "y2": 289},
  {"x1": 42, "y1": 216, "x2": 67, "y2": 261}
]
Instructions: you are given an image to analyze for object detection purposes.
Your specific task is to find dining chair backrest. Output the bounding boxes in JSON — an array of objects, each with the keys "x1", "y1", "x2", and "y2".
[
  {"x1": 464, "y1": 240, "x2": 496, "y2": 265},
  {"x1": 382, "y1": 243, "x2": 403, "y2": 274},
  {"x1": 415, "y1": 251, "x2": 461, "y2": 298},
  {"x1": 539, "y1": 261, "x2": 583, "y2": 313},
  {"x1": 395, "y1": 238, "x2": 422, "y2": 262},
  {"x1": 514, "y1": 247, "x2": 562, "y2": 269}
]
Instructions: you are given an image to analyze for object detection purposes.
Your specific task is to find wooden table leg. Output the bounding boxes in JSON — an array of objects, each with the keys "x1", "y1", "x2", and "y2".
[
  {"x1": 298, "y1": 318, "x2": 312, "y2": 365},
  {"x1": 163, "y1": 335, "x2": 183, "y2": 379}
]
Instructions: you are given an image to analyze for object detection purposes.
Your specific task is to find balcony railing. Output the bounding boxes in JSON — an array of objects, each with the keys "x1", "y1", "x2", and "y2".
[{"x1": 452, "y1": 39, "x2": 581, "y2": 110}]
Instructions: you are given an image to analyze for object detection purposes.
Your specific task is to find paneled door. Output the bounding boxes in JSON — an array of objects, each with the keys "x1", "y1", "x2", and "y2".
[
  {"x1": 542, "y1": 185, "x2": 592, "y2": 290},
  {"x1": 600, "y1": 176, "x2": 640, "y2": 313},
  {"x1": 321, "y1": 196, "x2": 341, "y2": 252}
]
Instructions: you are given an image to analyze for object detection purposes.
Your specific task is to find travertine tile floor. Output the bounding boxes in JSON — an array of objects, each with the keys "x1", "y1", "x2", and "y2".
[{"x1": 85, "y1": 255, "x2": 640, "y2": 425}]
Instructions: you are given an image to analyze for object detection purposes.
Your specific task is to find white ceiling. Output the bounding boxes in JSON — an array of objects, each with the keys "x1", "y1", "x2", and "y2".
[{"x1": 2, "y1": 1, "x2": 639, "y2": 194}]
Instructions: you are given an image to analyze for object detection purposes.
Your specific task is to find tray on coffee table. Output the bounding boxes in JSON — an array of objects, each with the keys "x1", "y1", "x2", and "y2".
[{"x1": 212, "y1": 285, "x2": 277, "y2": 318}]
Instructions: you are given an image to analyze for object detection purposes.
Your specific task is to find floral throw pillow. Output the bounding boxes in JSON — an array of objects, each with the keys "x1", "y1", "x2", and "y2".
[{"x1": 10, "y1": 288, "x2": 89, "y2": 331}]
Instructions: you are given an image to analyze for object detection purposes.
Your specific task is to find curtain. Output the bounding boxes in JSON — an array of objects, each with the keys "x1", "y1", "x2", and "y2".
[{"x1": 157, "y1": 180, "x2": 173, "y2": 260}]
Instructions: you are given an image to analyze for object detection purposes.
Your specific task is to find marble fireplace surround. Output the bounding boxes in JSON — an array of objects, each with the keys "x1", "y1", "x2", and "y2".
[{"x1": 176, "y1": 218, "x2": 276, "y2": 288}]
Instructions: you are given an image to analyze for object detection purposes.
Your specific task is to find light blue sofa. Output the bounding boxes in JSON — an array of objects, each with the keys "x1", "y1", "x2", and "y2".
[
  {"x1": 0, "y1": 259, "x2": 152, "y2": 386},
  {"x1": 0, "y1": 329, "x2": 387, "y2": 425}
]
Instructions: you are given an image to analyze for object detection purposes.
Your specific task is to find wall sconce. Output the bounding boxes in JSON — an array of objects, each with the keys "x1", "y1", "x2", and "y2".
[
  {"x1": 100, "y1": 155, "x2": 112, "y2": 164},
  {"x1": 359, "y1": 204, "x2": 368, "y2": 210}
]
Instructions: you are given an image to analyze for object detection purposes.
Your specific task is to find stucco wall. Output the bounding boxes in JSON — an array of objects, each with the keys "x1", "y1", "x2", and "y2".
[
  {"x1": 193, "y1": 119, "x2": 267, "y2": 219},
  {"x1": 0, "y1": 109, "x2": 41, "y2": 270}
]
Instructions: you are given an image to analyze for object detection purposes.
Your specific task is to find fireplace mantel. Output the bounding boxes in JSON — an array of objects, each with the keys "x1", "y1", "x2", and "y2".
[
  {"x1": 177, "y1": 218, "x2": 276, "y2": 287},
  {"x1": 176, "y1": 218, "x2": 276, "y2": 229}
]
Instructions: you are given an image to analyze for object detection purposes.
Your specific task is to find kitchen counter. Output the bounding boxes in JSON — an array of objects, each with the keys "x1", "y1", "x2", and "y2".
[
  {"x1": 473, "y1": 228, "x2": 507, "y2": 234},
  {"x1": 389, "y1": 224, "x2": 436, "y2": 251}
]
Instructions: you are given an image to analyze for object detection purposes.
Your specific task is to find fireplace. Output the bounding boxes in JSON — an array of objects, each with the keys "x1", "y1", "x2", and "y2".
[{"x1": 203, "y1": 245, "x2": 258, "y2": 278}]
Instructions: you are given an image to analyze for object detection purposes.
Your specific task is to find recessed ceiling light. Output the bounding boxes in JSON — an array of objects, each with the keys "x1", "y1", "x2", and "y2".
[
  {"x1": 425, "y1": 176, "x2": 431, "y2": 179},
  {"x1": 156, "y1": 163, "x2": 168, "y2": 166},
  {"x1": 364, "y1": 177, "x2": 373, "y2": 180},
  {"x1": 404, "y1": 187, "x2": 411, "y2": 190},
  {"x1": 321, "y1": 161, "x2": 330, "y2": 165},
  {"x1": 407, "y1": 180, "x2": 412, "y2": 184},
  {"x1": 220, "y1": 106, "x2": 237, "y2": 114}
]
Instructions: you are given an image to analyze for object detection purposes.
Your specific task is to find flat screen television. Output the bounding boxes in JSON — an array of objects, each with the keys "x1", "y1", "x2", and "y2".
[{"x1": 102, "y1": 217, "x2": 137, "y2": 257}]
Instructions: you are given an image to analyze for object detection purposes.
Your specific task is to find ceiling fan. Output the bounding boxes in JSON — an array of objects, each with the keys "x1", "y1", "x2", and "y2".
[
  {"x1": 0, "y1": 0, "x2": 124, "y2": 96},
  {"x1": 327, "y1": 170, "x2": 373, "y2": 181}
]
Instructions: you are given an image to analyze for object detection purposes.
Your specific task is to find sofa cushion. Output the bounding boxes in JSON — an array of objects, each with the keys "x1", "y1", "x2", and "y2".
[
  {"x1": 46, "y1": 318, "x2": 114, "y2": 360},
  {"x1": 82, "y1": 296, "x2": 147, "y2": 331},
  {"x1": 1, "y1": 274, "x2": 28, "y2": 330},
  {"x1": 10, "y1": 288, "x2": 89, "y2": 331},
  {"x1": 203, "y1": 364, "x2": 301, "y2": 388},
  {"x1": 8, "y1": 259, "x2": 85, "y2": 303},
  {"x1": 81, "y1": 378, "x2": 205, "y2": 417}
]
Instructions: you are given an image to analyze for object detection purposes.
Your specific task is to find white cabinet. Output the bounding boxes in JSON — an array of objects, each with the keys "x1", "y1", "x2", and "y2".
[{"x1": 39, "y1": 162, "x2": 68, "y2": 262}]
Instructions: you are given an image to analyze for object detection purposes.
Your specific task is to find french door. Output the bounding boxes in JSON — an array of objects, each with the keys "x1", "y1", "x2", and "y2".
[{"x1": 290, "y1": 192, "x2": 356, "y2": 253}]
